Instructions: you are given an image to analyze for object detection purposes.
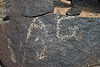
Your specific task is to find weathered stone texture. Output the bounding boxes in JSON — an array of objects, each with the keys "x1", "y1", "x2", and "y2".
[
  {"x1": 0, "y1": 0, "x2": 13, "y2": 23},
  {"x1": 7, "y1": 0, "x2": 54, "y2": 17},
  {"x1": 0, "y1": 0, "x2": 54, "y2": 24},
  {"x1": 0, "y1": 0, "x2": 100, "y2": 67},
  {"x1": 0, "y1": 14, "x2": 100, "y2": 67}
]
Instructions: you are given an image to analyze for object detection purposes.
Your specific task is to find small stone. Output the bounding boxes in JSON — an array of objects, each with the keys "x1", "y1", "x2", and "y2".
[{"x1": 66, "y1": 6, "x2": 82, "y2": 16}]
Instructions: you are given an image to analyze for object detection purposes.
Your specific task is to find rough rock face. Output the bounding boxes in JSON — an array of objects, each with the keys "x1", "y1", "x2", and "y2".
[
  {"x1": 0, "y1": 0, "x2": 54, "y2": 24},
  {"x1": 0, "y1": 0, "x2": 100, "y2": 67},
  {"x1": 0, "y1": 0, "x2": 13, "y2": 23},
  {"x1": 7, "y1": 0, "x2": 54, "y2": 17}
]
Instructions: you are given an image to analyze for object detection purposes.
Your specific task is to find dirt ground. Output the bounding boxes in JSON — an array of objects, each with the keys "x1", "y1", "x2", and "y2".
[{"x1": 54, "y1": 0, "x2": 100, "y2": 18}]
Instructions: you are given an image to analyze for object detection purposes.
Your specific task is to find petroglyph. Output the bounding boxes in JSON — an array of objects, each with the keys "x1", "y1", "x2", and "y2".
[
  {"x1": 19, "y1": 43, "x2": 23, "y2": 50},
  {"x1": 26, "y1": 17, "x2": 48, "y2": 60},
  {"x1": 56, "y1": 16, "x2": 79, "y2": 40},
  {"x1": 21, "y1": 50, "x2": 26, "y2": 67},
  {"x1": 26, "y1": 17, "x2": 48, "y2": 43},
  {"x1": 26, "y1": 16, "x2": 80, "y2": 60},
  {"x1": 26, "y1": 16, "x2": 79, "y2": 60},
  {"x1": 7, "y1": 38, "x2": 16, "y2": 63},
  {"x1": 36, "y1": 45, "x2": 47, "y2": 60},
  {"x1": 26, "y1": 17, "x2": 39, "y2": 43},
  {"x1": 36, "y1": 37, "x2": 47, "y2": 60},
  {"x1": 35, "y1": 36, "x2": 40, "y2": 42}
]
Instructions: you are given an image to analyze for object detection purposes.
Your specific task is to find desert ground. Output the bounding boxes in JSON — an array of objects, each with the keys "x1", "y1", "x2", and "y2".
[{"x1": 54, "y1": 0, "x2": 100, "y2": 18}]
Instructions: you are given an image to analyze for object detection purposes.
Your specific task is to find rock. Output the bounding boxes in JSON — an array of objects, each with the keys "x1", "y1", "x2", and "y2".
[
  {"x1": 53, "y1": 0, "x2": 71, "y2": 7},
  {"x1": 7, "y1": 0, "x2": 54, "y2": 17},
  {"x1": 0, "y1": 61, "x2": 4, "y2": 67},
  {"x1": 0, "y1": 0, "x2": 54, "y2": 24},
  {"x1": 0, "y1": 0, "x2": 100, "y2": 67},
  {"x1": 0, "y1": 14, "x2": 100, "y2": 67},
  {"x1": 0, "y1": 0, "x2": 13, "y2": 24},
  {"x1": 66, "y1": 6, "x2": 81, "y2": 16}
]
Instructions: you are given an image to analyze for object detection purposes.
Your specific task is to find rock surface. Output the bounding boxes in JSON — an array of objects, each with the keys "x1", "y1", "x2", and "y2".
[
  {"x1": 0, "y1": 0, "x2": 13, "y2": 23},
  {"x1": 0, "y1": 0, "x2": 100, "y2": 67},
  {"x1": 0, "y1": 0, "x2": 54, "y2": 24},
  {"x1": 8, "y1": 0, "x2": 54, "y2": 17},
  {"x1": 66, "y1": 6, "x2": 81, "y2": 16},
  {"x1": 0, "y1": 14, "x2": 100, "y2": 67}
]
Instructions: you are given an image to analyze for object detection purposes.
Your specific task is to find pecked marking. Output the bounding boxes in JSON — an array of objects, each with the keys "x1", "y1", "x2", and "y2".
[
  {"x1": 26, "y1": 17, "x2": 39, "y2": 43},
  {"x1": 56, "y1": 16, "x2": 79, "y2": 40},
  {"x1": 7, "y1": 38, "x2": 16, "y2": 63},
  {"x1": 36, "y1": 37, "x2": 47, "y2": 60},
  {"x1": 21, "y1": 50, "x2": 26, "y2": 67},
  {"x1": 19, "y1": 43, "x2": 23, "y2": 50},
  {"x1": 26, "y1": 17, "x2": 48, "y2": 43}
]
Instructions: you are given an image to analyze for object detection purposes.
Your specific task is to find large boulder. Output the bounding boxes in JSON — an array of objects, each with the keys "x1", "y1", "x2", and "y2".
[
  {"x1": 0, "y1": 0, "x2": 54, "y2": 24},
  {"x1": 0, "y1": 14, "x2": 100, "y2": 67},
  {"x1": 0, "y1": 0, "x2": 100, "y2": 67},
  {"x1": 7, "y1": 0, "x2": 54, "y2": 17}
]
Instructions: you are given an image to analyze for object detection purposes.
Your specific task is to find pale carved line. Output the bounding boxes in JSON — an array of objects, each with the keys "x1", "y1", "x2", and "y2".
[{"x1": 7, "y1": 38, "x2": 17, "y2": 63}]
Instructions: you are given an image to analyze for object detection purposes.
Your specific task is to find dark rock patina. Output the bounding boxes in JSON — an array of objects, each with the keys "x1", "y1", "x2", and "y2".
[
  {"x1": 0, "y1": 0, "x2": 100, "y2": 67},
  {"x1": 0, "y1": 14, "x2": 100, "y2": 67}
]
